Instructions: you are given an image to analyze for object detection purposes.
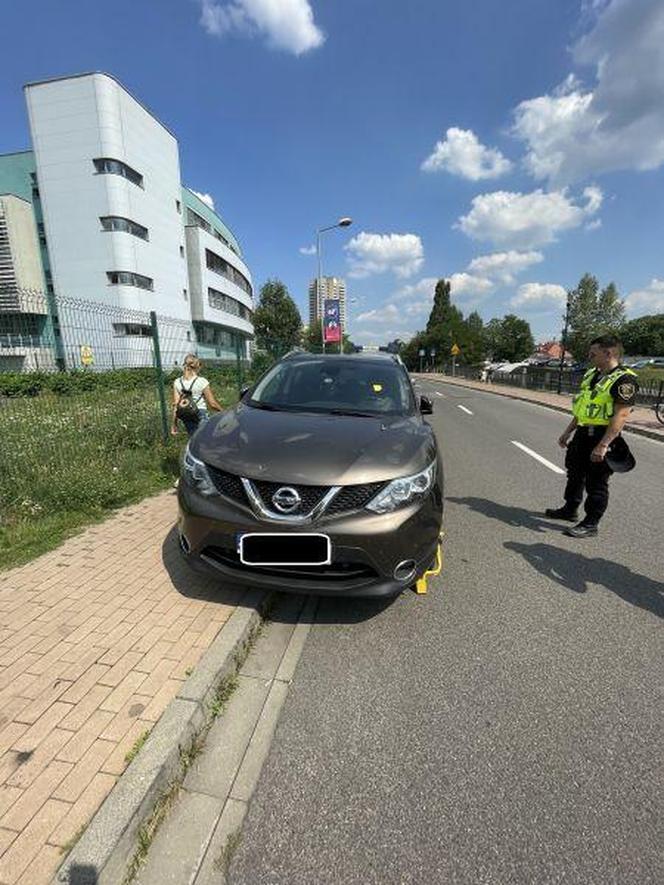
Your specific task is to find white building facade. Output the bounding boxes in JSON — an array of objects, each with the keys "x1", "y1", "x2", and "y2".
[{"x1": 0, "y1": 72, "x2": 253, "y2": 370}]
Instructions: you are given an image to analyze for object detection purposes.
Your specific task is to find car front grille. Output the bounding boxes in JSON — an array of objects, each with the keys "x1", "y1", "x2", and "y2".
[
  {"x1": 206, "y1": 465, "x2": 247, "y2": 505},
  {"x1": 252, "y1": 480, "x2": 329, "y2": 515},
  {"x1": 203, "y1": 464, "x2": 385, "y2": 518},
  {"x1": 202, "y1": 546, "x2": 378, "y2": 583},
  {"x1": 326, "y1": 481, "x2": 385, "y2": 515}
]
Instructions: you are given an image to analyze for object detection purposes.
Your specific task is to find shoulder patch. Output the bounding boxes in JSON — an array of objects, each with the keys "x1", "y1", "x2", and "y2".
[{"x1": 617, "y1": 381, "x2": 635, "y2": 399}]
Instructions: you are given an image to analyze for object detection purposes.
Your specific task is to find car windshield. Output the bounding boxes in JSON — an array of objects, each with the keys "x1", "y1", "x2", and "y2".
[{"x1": 249, "y1": 358, "x2": 415, "y2": 417}]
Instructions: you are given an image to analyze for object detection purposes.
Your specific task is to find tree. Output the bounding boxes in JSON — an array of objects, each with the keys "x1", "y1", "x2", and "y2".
[
  {"x1": 303, "y1": 319, "x2": 323, "y2": 352},
  {"x1": 426, "y1": 278, "x2": 465, "y2": 362},
  {"x1": 401, "y1": 331, "x2": 428, "y2": 371},
  {"x1": 462, "y1": 311, "x2": 485, "y2": 364},
  {"x1": 621, "y1": 314, "x2": 664, "y2": 356},
  {"x1": 252, "y1": 279, "x2": 302, "y2": 358},
  {"x1": 567, "y1": 273, "x2": 625, "y2": 360},
  {"x1": 483, "y1": 315, "x2": 534, "y2": 361},
  {"x1": 483, "y1": 318, "x2": 504, "y2": 359},
  {"x1": 499, "y1": 315, "x2": 535, "y2": 361}
]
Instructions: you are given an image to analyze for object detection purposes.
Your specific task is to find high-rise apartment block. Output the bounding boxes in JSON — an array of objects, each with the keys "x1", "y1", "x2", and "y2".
[
  {"x1": 0, "y1": 73, "x2": 254, "y2": 370},
  {"x1": 308, "y1": 276, "x2": 346, "y2": 331}
]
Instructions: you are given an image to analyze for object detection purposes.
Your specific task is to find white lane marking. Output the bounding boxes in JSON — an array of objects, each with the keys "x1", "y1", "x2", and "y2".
[
  {"x1": 435, "y1": 391, "x2": 446, "y2": 398},
  {"x1": 457, "y1": 404, "x2": 473, "y2": 415},
  {"x1": 511, "y1": 440, "x2": 565, "y2": 475}
]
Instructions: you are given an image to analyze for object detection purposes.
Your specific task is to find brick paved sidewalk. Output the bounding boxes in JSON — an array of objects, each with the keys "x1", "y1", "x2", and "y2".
[
  {"x1": 421, "y1": 373, "x2": 664, "y2": 440},
  {"x1": 0, "y1": 491, "x2": 242, "y2": 885}
]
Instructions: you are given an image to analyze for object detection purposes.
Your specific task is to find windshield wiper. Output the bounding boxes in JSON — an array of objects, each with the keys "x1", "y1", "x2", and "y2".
[
  {"x1": 328, "y1": 409, "x2": 379, "y2": 418},
  {"x1": 249, "y1": 401, "x2": 286, "y2": 411}
]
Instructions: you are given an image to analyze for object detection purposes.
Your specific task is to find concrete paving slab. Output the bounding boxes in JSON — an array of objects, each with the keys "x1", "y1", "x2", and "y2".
[
  {"x1": 135, "y1": 789, "x2": 221, "y2": 885},
  {"x1": 184, "y1": 676, "x2": 270, "y2": 801}
]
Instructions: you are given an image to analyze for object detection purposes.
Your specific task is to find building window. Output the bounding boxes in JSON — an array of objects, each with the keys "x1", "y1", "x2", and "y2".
[
  {"x1": 193, "y1": 322, "x2": 236, "y2": 349},
  {"x1": 39, "y1": 236, "x2": 47, "y2": 246},
  {"x1": 176, "y1": 200, "x2": 181, "y2": 213},
  {"x1": 183, "y1": 288, "x2": 188, "y2": 301},
  {"x1": 46, "y1": 284, "x2": 54, "y2": 294},
  {"x1": 106, "y1": 271, "x2": 154, "y2": 291},
  {"x1": 32, "y1": 186, "x2": 40, "y2": 200},
  {"x1": 207, "y1": 286, "x2": 253, "y2": 321},
  {"x1": 205, "y1": 250, "x2": 252, "y2": 297},
  {"x1": 30, "y1": 172, "x2": 37, "y2": 184},
  {"x1": 93, "y1": 158, "x2": 143, "y2": 188},
  {"x1": 186, "y1": 330, "x2": 191, "y2": 341},
  {"x1": 112, "y1": 323, "x2": 152, "y2": 337},
  {"x1": 100, "y1": 216, "x2": 149, "y2": 240},
  {"x1": 180, "y1": 245, "x2": 185, "y2": 258},
  {"x1": 186, "y1": 208, "x2": 233, "y2": 249}
]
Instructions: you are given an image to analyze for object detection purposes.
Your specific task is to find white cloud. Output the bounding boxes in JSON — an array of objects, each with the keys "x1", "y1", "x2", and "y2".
[
  {"x1": 467, "y1": 250, "x2": 544, "y2": 284},
  {"x1": 191, "y1": 190, "x2": 215, "y2": 210},
  {"x1": 199, "y1": 0, "x2": 324, "y2": 55},
  {"x1": 449, "y1": 272, "x2": 494, "y2": 298},
  {"x1": 512, "y1": 0, "x2": 664, "y2": 184},
  {"x1": 421, "y1": 127, "x2": 513, "y2": 180},
  {"x1": 299, "y1": 244, "x2": 316, "y2": 255},
  {"x1": 456, "y1": 187, "x2": 602, "y2": 249},
  {"x1": 392, "y1": 277, "x2": 439, "y2": 301},
  {"x1": 624, "y1": 278, "x2": 664, "y2": 315},
  {"x1": 511, "y1": 282, "x2": 568, "y2": 309},
  {"x1": 585, "y1": 218, "x2": 603, "y2": 231},
  {"x1": 352, "y1": 328, "x2": 415, "y2": 344},
  {"x1": 345, "y1": 232, "x2": 424, "y2": 279},
  {"x1": 355, "y1": 304, "x2": 400, "y2": 324}
]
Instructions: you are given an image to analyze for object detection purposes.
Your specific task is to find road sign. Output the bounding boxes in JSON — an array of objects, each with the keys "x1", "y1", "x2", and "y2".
[
  {"x1": 418, "y1": 348, "x2": 425, "y2": 356},
  {"x1": 430, "y1": 348, "x2": 437, "y2": 356},
  {"x1": 451, "y1": 343, "x2": 461, "y2": 356}
]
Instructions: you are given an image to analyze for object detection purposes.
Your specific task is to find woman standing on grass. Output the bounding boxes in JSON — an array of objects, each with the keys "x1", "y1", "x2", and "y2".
[{"x1": 171, "y1": 354, "x2": 223, "y2": 437}]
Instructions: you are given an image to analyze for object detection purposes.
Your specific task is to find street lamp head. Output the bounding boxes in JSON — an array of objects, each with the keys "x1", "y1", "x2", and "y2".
[{"x1": 338, "y1": 217, "x2": 352, "y2": 228}]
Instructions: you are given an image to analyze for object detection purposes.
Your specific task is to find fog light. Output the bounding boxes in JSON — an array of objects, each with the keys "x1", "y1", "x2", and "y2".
[
  {"x1": 394, "y1": 559, "x2": 416, "y2": 582},
  {"x1": 179, "y1": 533, "x2": 191, "y2": 555}
]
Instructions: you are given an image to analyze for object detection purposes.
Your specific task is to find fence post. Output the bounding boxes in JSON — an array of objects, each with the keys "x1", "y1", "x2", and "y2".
[
  {"x1": 150, "y1": 311, "x2": 169, "y2": 442},
  {"x1": 235, "y1": 336, "x2": 244, "y2": 397}
]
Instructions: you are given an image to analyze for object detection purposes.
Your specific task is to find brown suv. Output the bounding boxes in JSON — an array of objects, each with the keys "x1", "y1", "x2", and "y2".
[{"x1": 177, "y1": 352, "x2": 443, "y2": 597}]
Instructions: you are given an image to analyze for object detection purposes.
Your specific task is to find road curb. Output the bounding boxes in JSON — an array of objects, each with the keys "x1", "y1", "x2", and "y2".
[
  {"x1": 423, "y1": 376, "x2": 664, "y2": 444},
  {"x1": 55, "y1": 587, "x2": 271, "y2": 885}
]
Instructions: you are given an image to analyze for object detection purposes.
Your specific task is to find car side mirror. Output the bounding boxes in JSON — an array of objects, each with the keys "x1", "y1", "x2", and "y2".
[{"x1": 419, "y1": 395, "x2": 433, "y2": 415}]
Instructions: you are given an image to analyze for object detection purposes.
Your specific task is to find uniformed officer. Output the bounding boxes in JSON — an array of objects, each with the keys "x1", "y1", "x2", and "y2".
[{"x1": 545, "y1": 334, "x2": 638, "y2": 537}]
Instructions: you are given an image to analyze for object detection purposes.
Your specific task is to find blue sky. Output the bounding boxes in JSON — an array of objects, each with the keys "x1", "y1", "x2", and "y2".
[{"x1": 1, "y1": 0, "x2": 663, "y2": 345}]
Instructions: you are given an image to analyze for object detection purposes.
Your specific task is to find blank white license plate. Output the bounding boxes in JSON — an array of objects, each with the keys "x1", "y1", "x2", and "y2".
[{"x1": 239, "y1": 533, "x2": 331, "y2": 566}]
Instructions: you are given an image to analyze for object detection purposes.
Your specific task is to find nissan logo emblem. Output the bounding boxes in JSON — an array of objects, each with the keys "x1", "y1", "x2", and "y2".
[{"x1": 272, "y1": 486, "x2": 301, "y2": 513}]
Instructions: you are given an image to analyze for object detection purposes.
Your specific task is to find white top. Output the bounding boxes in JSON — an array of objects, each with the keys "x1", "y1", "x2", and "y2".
[{"x1": 174, "y1": 374, "x2": 210, "y2": 412}]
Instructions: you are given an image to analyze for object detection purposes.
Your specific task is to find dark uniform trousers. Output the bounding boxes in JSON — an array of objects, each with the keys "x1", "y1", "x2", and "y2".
[{"x1": 564, "y1": 427, "x2": 613, "y2": 523}]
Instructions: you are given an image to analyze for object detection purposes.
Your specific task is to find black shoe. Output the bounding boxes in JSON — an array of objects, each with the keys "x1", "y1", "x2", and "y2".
[
  {"x1": 564, "y1": 522, "x2": 598, "y2": 538},
  {"x1": 544, "y1": 506, "x2": 579, "y2": 521}
]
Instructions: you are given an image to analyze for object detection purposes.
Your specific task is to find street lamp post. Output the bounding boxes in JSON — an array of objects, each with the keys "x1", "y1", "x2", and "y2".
[
  {"x1": 556, "y1": 292, "x2": 572, "y2": 395},
  {"x1": 316, "y1": 217, "x2": 352, "y2": 353}
]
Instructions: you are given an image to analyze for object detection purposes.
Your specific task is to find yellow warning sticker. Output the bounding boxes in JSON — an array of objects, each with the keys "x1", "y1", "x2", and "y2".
[{"x1": 372, "y1": 383, "x2": 383, "y2": 392}]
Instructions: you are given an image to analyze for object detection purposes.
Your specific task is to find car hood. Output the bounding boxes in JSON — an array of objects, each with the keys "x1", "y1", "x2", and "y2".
[{"x1": 194, "y1": 403, "x2": 436, "y2": 486}]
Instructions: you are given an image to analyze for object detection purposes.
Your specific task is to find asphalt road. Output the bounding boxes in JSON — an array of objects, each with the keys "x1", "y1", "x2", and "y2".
[{"x1": 229, "y1": 380, "x2": 664, "y2": 885}]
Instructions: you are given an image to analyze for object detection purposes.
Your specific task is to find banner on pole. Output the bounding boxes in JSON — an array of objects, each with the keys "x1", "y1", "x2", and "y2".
[{"x1": 323, "y1": 299, "x2": 342, "y2": 343}]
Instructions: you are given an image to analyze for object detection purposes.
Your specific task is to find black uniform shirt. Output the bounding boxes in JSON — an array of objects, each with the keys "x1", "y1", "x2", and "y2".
[{"x1": 589, "y1": 365, "x2": 639, "y2": 406}]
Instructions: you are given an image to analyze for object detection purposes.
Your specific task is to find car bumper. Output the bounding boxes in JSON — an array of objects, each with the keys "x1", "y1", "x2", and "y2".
[{"x1": 177, "y1": 482, "x2": 443, "y2": 598}]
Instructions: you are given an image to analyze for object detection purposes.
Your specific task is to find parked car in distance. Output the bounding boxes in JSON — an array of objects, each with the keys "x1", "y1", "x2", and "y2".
[{"x1": 177, "y1": 352, "x2": 444, "y2": 598}]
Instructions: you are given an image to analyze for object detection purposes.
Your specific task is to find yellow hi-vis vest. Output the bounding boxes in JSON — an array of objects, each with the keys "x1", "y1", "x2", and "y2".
[{"x1": 572, "y1": 366, "x2": 637, "y2": 426}]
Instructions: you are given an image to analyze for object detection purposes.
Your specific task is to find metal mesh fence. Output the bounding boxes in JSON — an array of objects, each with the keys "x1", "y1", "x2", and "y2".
[
  {"x1": 440, "y1": 362, "x2": 661, "y2": 404},
  {"x1": 0, "y1": 291, "x2": 290, "y2": 539}
]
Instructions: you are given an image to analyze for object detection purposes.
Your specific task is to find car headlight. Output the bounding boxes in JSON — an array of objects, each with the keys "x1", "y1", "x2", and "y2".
[
  {"x1": 182, "y1": 444, "x2": 218, "y2": 497},
  {"x1": 366, "y1": 461, "x2": 436, "y2": 514}
]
